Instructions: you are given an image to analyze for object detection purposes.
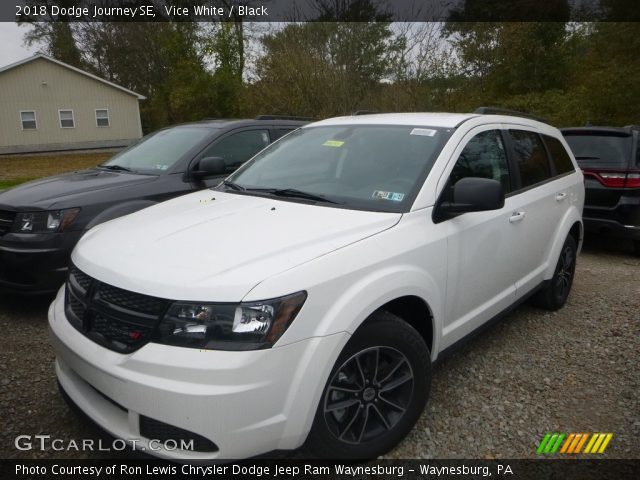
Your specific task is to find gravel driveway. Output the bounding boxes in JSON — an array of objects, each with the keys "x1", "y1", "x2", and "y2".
[{"x1": 1, "y1": 238, "x2": 638, "y2": 459}]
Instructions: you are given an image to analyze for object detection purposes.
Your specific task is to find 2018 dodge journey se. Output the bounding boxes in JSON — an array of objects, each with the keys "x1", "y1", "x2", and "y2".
[{"x1": 48, "y1": 111, "x2": 585, "y2": 460}]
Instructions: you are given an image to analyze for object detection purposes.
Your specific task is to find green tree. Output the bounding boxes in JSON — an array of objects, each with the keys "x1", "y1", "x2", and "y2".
[{"x1": 253, "y1": 21, "x2": 402, "y2": 117}]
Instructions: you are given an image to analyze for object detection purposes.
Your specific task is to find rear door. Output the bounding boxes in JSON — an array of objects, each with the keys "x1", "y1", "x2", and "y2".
[{"x1": 503, "y1": 129, "x2": 570, "y2": 296}]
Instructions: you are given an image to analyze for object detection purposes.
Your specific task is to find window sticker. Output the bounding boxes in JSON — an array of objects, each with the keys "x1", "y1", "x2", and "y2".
[
  {"x1": 155, "y1": 164, "x2": 169, "y2": 170},
  {"x1": 373, "y1": 190, "x2": 405, "y2": 201},
  {"x1": 322, "y1": 139, "x2": 345, "y2": 147},
  {"x1": 410, "y1": 128, "x2": 437, "y2": 137}
]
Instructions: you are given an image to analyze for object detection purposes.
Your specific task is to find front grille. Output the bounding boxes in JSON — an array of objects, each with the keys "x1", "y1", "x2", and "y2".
[
  {"x1": 139, "y1": 416, "x2": 219, "y2": 452},
  {"x1": 0, "y1": 210, "x2": 16, "y2": 236},
  {"x1": 69, "y1": 265, "x2": 92, "y2": 291},
  {"x1": 65, "y1": 264, "x2": 171, "y2": 353},
  {"x1": 97, "y1": 283, "x2": 167, "y2": 316}
]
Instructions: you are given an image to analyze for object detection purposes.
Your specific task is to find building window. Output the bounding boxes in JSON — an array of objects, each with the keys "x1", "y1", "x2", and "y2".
[
  {"x1": 59, "y1": 110, "x2": 75, "y2": 128},
  {"x1": 20, "y1": 111, "x2": 37, "y2": 130},
  {"x1": 95, "y1": 109, "x2": 110, "y2": 127}
]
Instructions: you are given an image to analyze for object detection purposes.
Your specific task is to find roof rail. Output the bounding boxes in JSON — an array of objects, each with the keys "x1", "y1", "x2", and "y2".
[
  {"x1": 624, "y1": 125, "x2": 640, "y2": 131},
  {"x1": 352, "y1": 110, "x2": 378, "y2": 116},
  {"x1": 255, "y1": 115, "x2": 315, "y2": 121},
  {"x1": 474, "y1": 107, "x2": 547, "y2": 123}
]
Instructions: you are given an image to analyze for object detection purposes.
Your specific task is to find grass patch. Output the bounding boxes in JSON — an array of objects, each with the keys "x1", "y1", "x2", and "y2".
[
  {"x1": 0, "y1": 178, "x2": 35, "y2": 190},
  {"x1": 0, "y1": 151, "x2": 115, "y2": 187}
]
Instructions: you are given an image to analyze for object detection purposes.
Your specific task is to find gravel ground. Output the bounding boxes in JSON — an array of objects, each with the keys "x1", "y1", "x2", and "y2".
[{"x1": 0, "y1": 237, "x2": 638, "y2": 460}]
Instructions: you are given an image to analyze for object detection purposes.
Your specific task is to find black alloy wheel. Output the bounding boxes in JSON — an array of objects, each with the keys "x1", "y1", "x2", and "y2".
[
  {"x1": 532, "y1": 234, "x2": 577, "y2": 310},
  {"x1": 323, "y1": 346, "x2": 414, "y2": 444},
  {"x1": 305, "y1": 311, "x2": 430, "y2": 458}
]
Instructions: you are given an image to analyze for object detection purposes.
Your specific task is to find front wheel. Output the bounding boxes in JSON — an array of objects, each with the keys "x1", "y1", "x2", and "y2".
[
  {"x1": 532, "y1": 235, "x2": 577, "y2": 310},
  {"x1": 304, "y1": 311, "x2": 431, "y2": 459}
]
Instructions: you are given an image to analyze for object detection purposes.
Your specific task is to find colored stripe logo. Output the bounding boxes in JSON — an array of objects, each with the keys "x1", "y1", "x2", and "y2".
[{"x1": 537, "y1": 433, "x2": 613, "y2": 455}]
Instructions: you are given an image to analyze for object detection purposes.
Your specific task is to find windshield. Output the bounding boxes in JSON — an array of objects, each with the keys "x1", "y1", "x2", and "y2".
[
  {"x1": 101, "y1": 126, "x2": 214, "y2": 174},
  {"x1": 563, "y1": 132, "x2": 633, "y2": 169},
  {"x1": 225, "y1": 125, "x2": 449, "y2": 212}
]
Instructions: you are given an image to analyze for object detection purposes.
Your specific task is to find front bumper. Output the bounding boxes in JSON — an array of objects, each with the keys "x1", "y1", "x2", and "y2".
[
  {"x1": 48, "y1": 287, "x2": 348, "y2": 460},
  {"x1": 0, "y1": 230, "x2": 82, "y2": 294}
]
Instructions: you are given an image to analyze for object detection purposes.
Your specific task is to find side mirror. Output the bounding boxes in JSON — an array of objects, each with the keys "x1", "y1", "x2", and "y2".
[
  {"x1": 192, "y1": 156, "x2": 227, "y2": 179},
  {"x1": 441, "y1": 177, "x2": 505, "y2": 214}
]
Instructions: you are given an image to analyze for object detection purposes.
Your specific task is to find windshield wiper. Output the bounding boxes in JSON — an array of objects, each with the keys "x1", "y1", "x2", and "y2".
[
  {"x1": 221, "y1": 180, "x2": 245, "y2": 191},
  {"x1": 254, "y1": 187, "x2": 342, "y2": 204},
  {"x1": 99, "y1": 164, "x2": 134, "y2": 172},
  {"x1": 575, "y1": 156, "x2": 601, "y2": 160}
]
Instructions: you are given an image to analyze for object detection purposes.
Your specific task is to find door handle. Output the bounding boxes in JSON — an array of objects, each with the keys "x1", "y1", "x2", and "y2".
[
  {"x1": 556, "y1": 192, "x2": 567, "y2": 202},
  {"x1": 509, "y1": 211, "x2": 526, "y2": 223}
]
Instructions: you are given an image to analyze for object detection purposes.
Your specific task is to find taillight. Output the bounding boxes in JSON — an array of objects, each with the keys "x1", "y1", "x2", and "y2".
[
  {"x1": 626, "y1": 172, "x2": 640, "y2": 188},
  {"x1": 582, "y1": 169, "x2": 640, "y2": 188}
]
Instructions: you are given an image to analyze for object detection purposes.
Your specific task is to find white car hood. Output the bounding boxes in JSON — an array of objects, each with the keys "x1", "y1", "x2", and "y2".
[{"x1": 73, "y1": 190, "x2": 401, "y2": 301}]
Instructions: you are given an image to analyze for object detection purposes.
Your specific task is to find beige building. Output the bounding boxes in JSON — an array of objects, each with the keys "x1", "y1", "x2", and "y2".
[{"x1": 0, "y1": 54, "x2": 145, "y2": 155}]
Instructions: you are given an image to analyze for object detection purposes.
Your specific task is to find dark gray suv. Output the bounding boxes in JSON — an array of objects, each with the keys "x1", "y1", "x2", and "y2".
[
  {"x1": 561, "y1": 126, "x2": 640, "y2": 253},
  {"x1": 0, "y1": 118, "x2": 307, "y2": 294}
]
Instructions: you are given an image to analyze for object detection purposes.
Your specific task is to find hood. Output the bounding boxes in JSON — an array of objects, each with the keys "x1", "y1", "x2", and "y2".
[
  {"x1": 73, "y1": 190, "x2": 401, "y2": 301},
  {"x1": 0, "y1": 169, "x2": 156, "y2": 210}
]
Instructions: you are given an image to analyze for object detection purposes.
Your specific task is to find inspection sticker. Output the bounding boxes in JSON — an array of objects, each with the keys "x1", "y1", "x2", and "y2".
[
  {"x1": 373, "y1": 190, "x2": 405, "y2": 201},
  {"x1": 322, "y1": 139, "x2": 345, "y2": 147},
  {"x1": 410, "y1": 128, "x2": 437, "y2": 137}
]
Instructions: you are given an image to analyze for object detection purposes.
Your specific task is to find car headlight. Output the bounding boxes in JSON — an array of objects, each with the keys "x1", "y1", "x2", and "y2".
[
  {"x1": 14, "y1": 208, "x2": 80, "y2": 233},
  {"x1": 155, "y1": 291, "x2": 307, "y2": 350}
]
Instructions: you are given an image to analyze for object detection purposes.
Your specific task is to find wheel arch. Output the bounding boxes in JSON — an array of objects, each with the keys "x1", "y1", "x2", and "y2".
[
  {"x1": 544, "y1": 208, "x2": 583, "y2": 280},
  {"x1": 374, "y1": 295, "x2": 435, "y2": 358}
]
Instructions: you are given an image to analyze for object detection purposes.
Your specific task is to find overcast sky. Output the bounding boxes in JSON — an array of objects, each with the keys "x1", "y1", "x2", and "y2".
[{"x1": 0, "y1": 23, "x2": 37, "y2": 66}]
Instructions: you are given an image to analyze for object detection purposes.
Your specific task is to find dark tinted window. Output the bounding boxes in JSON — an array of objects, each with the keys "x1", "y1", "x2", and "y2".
[
  {"x1": 274, "y1": 128, "x2": 296, "y2": 139},
  {"x1": 543, "y1": 135, "x2": 575, "y2": 175},
  {"x1": 509, "y1": 130, "x2": 552, "y2": 188},
  {"x1": 450, "y1": 130, "x2": 510, "y2": 192},
  {"x1": 202, "y1": 129, "x2": 270, "y2": 170},
  {"x1": 562, "y1": 132, "x2": 633, "y2": 169}
]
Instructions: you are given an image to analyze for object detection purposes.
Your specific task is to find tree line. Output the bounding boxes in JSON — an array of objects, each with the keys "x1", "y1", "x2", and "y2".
[{"x1": 21, "y1": 1, "x2": 640, "y2": 132}]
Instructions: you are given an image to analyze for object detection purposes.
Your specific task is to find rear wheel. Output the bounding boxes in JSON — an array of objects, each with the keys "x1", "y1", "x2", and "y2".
[
  {"x1": 305, "y1": 311, "x2": 430, "y2": 459},
  {"x1": 532, "y1": 235, "x2": 577, "y2": 310}
]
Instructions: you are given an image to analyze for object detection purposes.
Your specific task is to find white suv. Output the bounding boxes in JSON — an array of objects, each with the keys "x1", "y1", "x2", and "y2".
[{"x1": 49, "y1": 112, "x2": 584, "y2": 460}]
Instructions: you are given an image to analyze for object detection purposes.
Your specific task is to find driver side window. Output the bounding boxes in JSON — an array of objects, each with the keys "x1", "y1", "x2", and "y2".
[
  {"x1": 450, "y1": 130, "x2": 510, "y2": 192},
  {"x1": 201, "y1": 129, "x2": 270, "y2": 172}
]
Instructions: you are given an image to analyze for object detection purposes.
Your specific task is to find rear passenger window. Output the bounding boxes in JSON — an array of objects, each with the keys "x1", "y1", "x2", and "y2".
[
  {"x1": 450, "y1": 130, "x2": 510, "y2": 193},
  {"x1": 509, "y1": 130, "x2": 552, "y2": 188},
  {"x1": 543, "y1": 135, "x2": 575, "y2": 175}
]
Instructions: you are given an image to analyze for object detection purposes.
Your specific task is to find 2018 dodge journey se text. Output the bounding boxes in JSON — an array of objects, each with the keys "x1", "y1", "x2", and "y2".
[{"x1": 48, "y1": 111, "x2": 584, "y2": 460}]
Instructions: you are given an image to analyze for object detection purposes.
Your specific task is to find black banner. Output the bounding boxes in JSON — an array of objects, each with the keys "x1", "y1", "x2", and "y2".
[
  {"x1": 1, "y1": 459, "x2": 639, "y2": 480},
  {"x1": 5, "y1": 0, "x2": 640, "y2": 23}
]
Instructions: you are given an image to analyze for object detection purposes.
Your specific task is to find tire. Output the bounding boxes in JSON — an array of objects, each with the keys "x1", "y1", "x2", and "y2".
[
  {"x1": 633, "y1": 240, "x2": 640, "y2": 257},
  {"x1": 532, "y1": 235, "x2": 577, "y2": 311},
  {"x1": 304, "y1": 311, "x2": 431, "y2": 459}
]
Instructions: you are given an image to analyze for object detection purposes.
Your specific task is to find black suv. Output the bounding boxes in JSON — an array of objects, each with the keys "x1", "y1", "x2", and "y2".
[
  {"x1": 561, "y1": 126, "x2": 640, "y2": 253},
  {"x1": 0, "y1": 117, "x2": 308, "y2": 294}
]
